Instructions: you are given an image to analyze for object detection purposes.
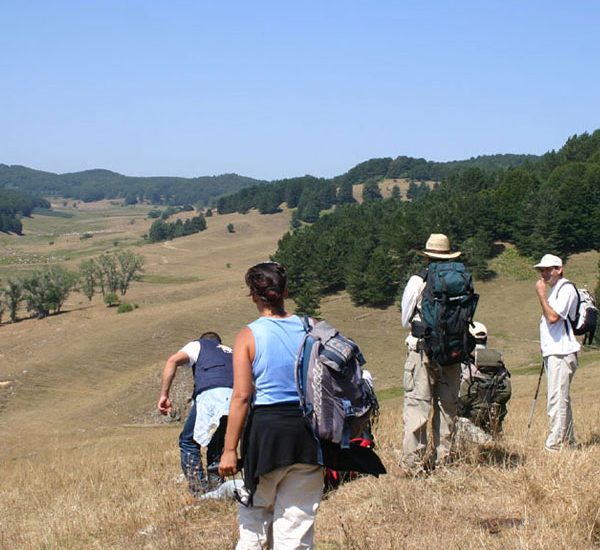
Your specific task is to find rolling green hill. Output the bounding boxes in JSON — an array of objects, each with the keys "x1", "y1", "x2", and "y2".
[
  {"x1": 1, "y1": 151, "x2": 539, "y2": 211},
  {"x1": 0, "y1": 164, "x2": 268, "y2": 206}
]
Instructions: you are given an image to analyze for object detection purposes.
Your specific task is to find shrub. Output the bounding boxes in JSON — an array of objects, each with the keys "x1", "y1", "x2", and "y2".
[
  {"x1": 227, "y1": 223, "x2": 235, "y2": 233},
  {"x1": 104, "y1": 292, "x2": 120, "y2": 307},
  {"x1": 117, "y1": 302, "x2": 135, "y2": 314}
]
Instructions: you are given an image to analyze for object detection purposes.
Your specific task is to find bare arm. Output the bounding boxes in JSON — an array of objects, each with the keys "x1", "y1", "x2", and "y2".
[
  {"x1": 536, "y1": 278, "x2": 560, "y2": 324},
  {"x1": 218, "y1": 327, "x2": 255, "y2": 477},
  {"x1": 157, "y1": 351, "x2": 191, "y2": 415}
]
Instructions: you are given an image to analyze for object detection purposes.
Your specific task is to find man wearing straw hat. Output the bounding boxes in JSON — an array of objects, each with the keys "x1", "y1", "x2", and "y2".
[
  {"x1": 534, "y1": 253, "x2": 579, "y2": 451},
  {"x1": 399, "y1": 233, "x2": 464, "y2": 476}
]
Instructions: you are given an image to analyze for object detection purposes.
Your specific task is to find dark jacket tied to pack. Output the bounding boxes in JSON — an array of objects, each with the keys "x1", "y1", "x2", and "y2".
[
  {"x1": 414, "y1": 261, "x2": 479, "y2": 366},
  {"x1": 458, "y1": 348, "x2": 511, "y2": 435},
  {"x1": 192, "y1": 338, "x2": 233, "y2": 398}
]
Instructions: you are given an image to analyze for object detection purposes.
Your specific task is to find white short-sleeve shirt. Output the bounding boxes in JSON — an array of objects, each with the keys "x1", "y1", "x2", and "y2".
[
  {"x1": 539, "y1": 278, "x2": 581, "y2": 357},
  {"x1": 179, "y1": 341, "x2": 201, "y2": 367},
  {"x1": 179, "y1": 341, "x2": 233, "y2": 367}
]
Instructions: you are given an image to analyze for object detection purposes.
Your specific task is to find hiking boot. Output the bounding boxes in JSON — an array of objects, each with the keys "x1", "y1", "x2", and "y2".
[
  {"x1": 188, "y1": 479, "x2": 209, "y2": 497},
  {"x1": 207, "y1": 472, "x2": 224, "y2": 490}
]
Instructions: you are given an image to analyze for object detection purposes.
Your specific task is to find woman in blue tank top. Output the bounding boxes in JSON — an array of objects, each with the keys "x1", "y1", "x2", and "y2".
[{"x1": 219, "y1": 261, "x2": 323, "y2": 549}]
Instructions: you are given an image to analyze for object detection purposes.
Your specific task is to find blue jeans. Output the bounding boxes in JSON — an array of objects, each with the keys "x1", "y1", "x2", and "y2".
[{"x1": 179, "y1": 400, "x2": 205, "y2": 494}]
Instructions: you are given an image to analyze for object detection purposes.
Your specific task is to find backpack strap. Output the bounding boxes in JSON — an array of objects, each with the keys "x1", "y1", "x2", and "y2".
[
  {"x1": 556, "y1": 281, "x2": 580, "y2": 333},
  {"x1": 295, "y1": 324, "x2": 313, "y2": 409},
  {"x1": 295, "y1": 317, "x2": 325, "y2": 463},
  {"x1": 302, "y1": 315, "x2": 313, "y2": 333}
]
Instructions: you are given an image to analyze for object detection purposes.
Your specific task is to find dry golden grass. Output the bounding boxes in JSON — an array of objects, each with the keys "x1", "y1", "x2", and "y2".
[
  {"x1": 1, "y1": 202, "x2": 599, "y2": 549},
  {"x1": 352, "y1": 179, "x2": 436, "y2": 202}
]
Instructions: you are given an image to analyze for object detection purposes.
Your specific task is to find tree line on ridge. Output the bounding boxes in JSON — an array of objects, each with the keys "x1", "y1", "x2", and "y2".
[{"x1": 271, "y1": 131, "x2": 600, "y2": 314}]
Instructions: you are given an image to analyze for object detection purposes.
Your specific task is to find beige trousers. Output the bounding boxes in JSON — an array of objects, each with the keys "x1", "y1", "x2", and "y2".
[
  {"x1": 236, "y1": 463, "x2": 323, "y2": 550},
  {"x1": 544, "y1": 353, "x2": 577, "y2": 450},
  {"x1": 401, "y1": 349, "x2": 461, "y2": 470}
]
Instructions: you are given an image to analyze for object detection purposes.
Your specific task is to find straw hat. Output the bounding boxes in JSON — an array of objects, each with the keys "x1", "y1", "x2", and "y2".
[{"x1": 420, "y1": 233, "x2": 461, "y2": 260}]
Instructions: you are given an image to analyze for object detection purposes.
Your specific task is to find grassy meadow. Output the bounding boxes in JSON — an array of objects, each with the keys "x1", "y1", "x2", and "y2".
[{"x1": 1, "y1": 201, "x2": 599, "y2": 549}]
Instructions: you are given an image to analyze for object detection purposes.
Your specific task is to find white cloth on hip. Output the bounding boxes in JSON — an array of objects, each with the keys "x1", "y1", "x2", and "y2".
[{"x1": 193, "y1": 386, "x2": 232, "y2": 446}]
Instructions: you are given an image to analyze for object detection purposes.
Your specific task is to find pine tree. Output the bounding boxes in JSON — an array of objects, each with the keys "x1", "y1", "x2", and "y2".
[
  {"x1": 362, "y1": 179, "x2": 383, "y2": 202},
  {"x1": 293, "y1": 277, "x2": 321, "y2": 317},
  {"x1": 355, "y1": 245, "x2": 396, "y2": 307},
  {"x1": 337, "y1": 180, "x2": 356, "y2": 204}
]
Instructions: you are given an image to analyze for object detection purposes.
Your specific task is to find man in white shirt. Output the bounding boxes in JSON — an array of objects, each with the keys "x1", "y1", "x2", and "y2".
[{"x1": 534, "y1": 253, "x2": 580, "y2": 451}]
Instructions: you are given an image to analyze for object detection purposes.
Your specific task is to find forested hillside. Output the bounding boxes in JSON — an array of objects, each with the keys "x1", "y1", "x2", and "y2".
[
  {"x1": 385, "y1": 153, "x2": 538, "y2": 180},
  {"x1": 1, "y1": 152, "x2": 536, "y2": 212},
  {"x1": 273, "y1": 131, "x2": 600, "y2": 311},
  {"x1": 216, "y1": 153, "x2": 538, "y2": 221},
  {"x1": 0, "y1": 165, "x2": 267, "y2": 206},
  {"x1": 0, "y1": 188, "x2": 50, "y2": 234}
]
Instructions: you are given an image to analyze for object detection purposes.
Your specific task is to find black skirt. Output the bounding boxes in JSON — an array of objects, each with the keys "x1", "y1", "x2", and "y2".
[{"x1": 242, "y1": 402, "x2": 321, "y2": 497}]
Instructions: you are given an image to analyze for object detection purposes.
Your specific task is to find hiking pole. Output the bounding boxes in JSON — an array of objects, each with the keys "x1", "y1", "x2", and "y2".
[{"x1": 525, "y1": 361, "x2": 545, "y2": 444}]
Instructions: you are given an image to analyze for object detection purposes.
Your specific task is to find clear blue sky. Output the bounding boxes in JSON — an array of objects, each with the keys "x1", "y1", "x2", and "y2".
[{"x1": 1, "y1": 1, "x2": 599, "y2": 180}]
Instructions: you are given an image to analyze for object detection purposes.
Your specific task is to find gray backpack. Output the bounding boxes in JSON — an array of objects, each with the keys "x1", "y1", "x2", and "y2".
[{"x1": 295, "y1": 317, "x2": 378, "y2": 448}]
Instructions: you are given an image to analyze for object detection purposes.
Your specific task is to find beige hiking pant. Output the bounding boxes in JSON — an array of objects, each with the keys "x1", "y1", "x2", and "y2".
[
  {"x1": 401, "y1": 349, "x2": 461, "y2": 470},
  {"x1": 544, "y1": 353, "x2": 577, "y2": 451},
  {"x1": 236, "y1": 463, "x2": 323, "y2": 550}
]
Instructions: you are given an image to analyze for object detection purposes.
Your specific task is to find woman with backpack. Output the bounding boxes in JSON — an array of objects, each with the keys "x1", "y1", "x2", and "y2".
[{"x1": 219, "y1": 261, "x2": 323, "y2": 549}]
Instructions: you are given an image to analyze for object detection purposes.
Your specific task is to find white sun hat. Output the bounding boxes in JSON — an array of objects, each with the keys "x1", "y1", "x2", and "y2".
[{"x1": 533, "y1": 254, "x2": 563, "y2": 269}]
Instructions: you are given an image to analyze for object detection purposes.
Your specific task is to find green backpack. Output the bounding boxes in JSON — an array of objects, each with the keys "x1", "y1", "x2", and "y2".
[
  {"x1": 419, "y1": 261, "x2": 479, "y2": 366},
  {"x1": 459, "y1": 348, "x2": 512, "y2": 434}
]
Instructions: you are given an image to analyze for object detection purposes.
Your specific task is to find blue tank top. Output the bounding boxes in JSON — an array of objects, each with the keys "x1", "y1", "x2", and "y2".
[{"x1": 247, "y1": 315, "x2": 305, "y2": 405}]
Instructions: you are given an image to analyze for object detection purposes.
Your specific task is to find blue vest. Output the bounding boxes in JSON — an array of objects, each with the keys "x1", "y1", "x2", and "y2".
[{"x1": 193, "y1": 339, "x2": 233, "y2": 397}]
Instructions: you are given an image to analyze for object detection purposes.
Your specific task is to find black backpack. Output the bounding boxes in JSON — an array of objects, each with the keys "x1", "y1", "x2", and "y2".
[{"x1": 415, "y1": 261, "x2": 479, "y2": 366}]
